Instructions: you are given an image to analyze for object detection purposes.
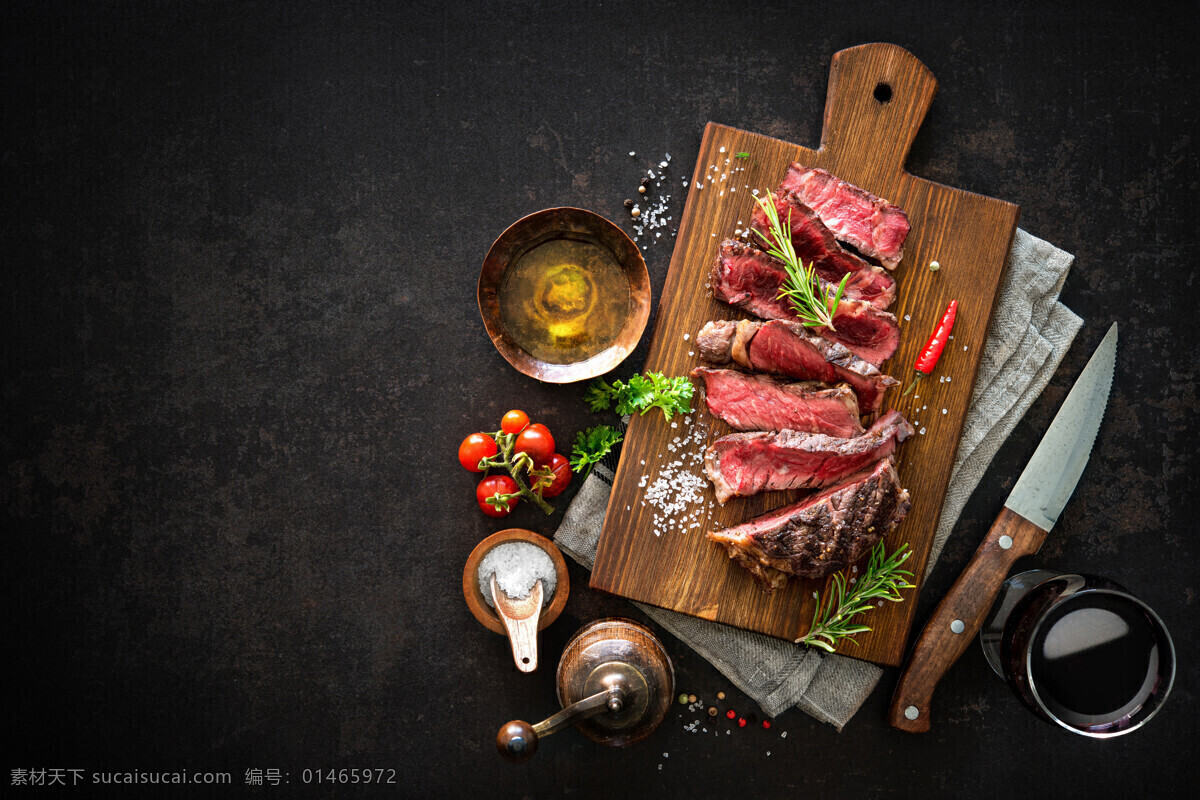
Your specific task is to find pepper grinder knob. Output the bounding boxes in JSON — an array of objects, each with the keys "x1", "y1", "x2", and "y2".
[{"x1": 496, "y1": 720, "x2": 538, "y2": 763}]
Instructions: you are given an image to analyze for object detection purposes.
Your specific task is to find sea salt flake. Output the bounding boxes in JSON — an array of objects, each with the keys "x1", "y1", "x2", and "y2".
[
  {"x1": 719, "y1": 146, "x2": 726, "y2": 153},
  {"x1": 904, "y1": 314, "x2": 911, "y2": 321}
]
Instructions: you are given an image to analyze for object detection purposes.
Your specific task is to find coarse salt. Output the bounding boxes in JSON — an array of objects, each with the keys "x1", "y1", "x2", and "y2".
[{"x1": 477, "y1": 542, "x2": 557, "y2": 608}]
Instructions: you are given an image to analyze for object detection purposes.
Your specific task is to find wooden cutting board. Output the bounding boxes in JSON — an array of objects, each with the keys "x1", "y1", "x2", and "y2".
[{"x1": 590, "y1": 43, "x2": 1021, "y2": 667}]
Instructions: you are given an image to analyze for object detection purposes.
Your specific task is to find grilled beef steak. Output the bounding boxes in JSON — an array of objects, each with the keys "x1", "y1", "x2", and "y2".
[
  {"x1": 780, "y1": 164, "x2": 910, "y2": 270},
  {"x1": 690, "y1": 367, "x2": 863, "y2": 437},
  {"x1": 696, "y1": 319, "x2": 899, "y2": 413},
  {"x1": 749, "y1": 189, "x2": 897, "y2": 309},
  {"x1": 711, "y1": 240, "x2": 900, "y2": 365},
  {"x1": 704, "y1": 410, "x2": 913, "y2": 503},
  {"x1": 707, "y1": 459, "x2": 911, "y2": 590}
]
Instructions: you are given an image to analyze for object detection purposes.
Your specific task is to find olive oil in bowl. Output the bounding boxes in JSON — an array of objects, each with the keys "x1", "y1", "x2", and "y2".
[{"x1": 499, "y1": 238, "x2": 631, "y2": 365}]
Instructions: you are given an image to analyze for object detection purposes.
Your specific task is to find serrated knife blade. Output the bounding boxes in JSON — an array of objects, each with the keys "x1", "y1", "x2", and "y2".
[
  {"x1": 888, "y1": 322, "x2": 1118, "y2": 733},
  {"x1": 1004, "y1": 322, "x2": 1117, "y2": 532}
]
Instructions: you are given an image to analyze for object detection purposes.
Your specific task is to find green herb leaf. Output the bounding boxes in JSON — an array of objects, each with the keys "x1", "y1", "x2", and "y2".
[
  {"x1": 586, "y1": 371, "x2": 693, "y2": 420},
  {"x1": 752, "y1": 191, "x2": 847, "y2": 329},
  {"x1": 584, "y1": 380, "x2": 615, "y2": 412},
  {"x1": 796, "y1": 541, "x2": 915, "y2": 652},
  {"x1": 735, "y1": 152, "x2": 749, "y2": 159},
  {"x1": 612, "y1": 375, "x2": 657, "y2": 416},
  {"x1": 569, "y1": 425, "x2": 624, "y2": 477}
]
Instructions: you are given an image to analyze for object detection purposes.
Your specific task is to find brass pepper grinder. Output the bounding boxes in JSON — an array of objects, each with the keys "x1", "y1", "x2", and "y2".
[{"x1": 496, "y1": 618, "x2": 674, "y2": 762}]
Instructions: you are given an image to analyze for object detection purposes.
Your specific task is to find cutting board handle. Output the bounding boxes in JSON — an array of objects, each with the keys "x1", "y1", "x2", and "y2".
[{"x1": 821, "y1": 43, "x2": 939, "y2": 173}]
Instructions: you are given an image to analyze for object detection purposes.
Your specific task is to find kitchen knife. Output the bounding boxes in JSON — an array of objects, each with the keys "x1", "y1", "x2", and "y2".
[{"x1": 887, "y1": 322, "x2": 1117, "y2": 733}]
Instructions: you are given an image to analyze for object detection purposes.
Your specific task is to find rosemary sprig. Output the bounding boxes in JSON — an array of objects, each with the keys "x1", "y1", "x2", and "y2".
[
  {"x1": 796, "y1": 541, "x2": 915, "y2": 652},
  {"x1": 752, "y1": 191, "x2": 849, "y2": 330}
]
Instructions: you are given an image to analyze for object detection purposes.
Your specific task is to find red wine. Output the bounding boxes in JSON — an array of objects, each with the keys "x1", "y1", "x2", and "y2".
[{"x1": 1028, "y1": 591, "x2": 1162, "y2": 729}]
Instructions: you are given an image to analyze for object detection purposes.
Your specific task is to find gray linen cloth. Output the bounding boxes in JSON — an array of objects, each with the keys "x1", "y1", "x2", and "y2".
[{"x1": 554, "y1": 229, "x2": 1083, "y2": 730}]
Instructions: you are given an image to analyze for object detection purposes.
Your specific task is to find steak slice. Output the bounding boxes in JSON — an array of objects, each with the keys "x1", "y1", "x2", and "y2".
[
  {"x1": 704, "y1": 410, "x2": 913, "y2": 503},
  {"x1": 711, "y1": 240, "x2": 900, "y2": 365},
  {"x1": 696, "y1": 319, "x2": 899, "y2": 413},
  {"x1": 707, "y1": 459, "x2": 910, "y2": 590},
  {"x1": 749, "y1": 189, "x2": 897, "y2": 309},
  {"x1": 780, "y1": 164, "x2": 910, "y2": 270},
  {"x1": 690, "y1": 367, "x2": 863, "y2": 438}
]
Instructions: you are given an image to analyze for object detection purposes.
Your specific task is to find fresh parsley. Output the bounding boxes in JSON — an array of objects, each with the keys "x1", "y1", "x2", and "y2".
[
  {"x1": 569, "y1": 425, "x2": 624, "y2": 477},
  {"x1": 584, "y1": 372, "x2": 694, "y2": 420}
]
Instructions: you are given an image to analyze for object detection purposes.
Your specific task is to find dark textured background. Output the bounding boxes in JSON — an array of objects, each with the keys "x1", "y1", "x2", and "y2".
[{"x1": 4, "y1": 1, "x2": 1197, "y2": 796}]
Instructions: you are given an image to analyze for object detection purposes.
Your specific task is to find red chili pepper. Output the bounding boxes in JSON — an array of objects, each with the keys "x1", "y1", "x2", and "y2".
[{"x1": 903, "y1": 300, "x2": 957, "y2": 396}]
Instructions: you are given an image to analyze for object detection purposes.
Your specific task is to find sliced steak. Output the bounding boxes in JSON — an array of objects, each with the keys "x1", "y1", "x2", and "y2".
[
  {"x1": 780, "y1": 164, "x2": 910, "y2": 270},
  {"x1": 749, "y1": 189, "x2": 897, "y2": 309},
  {"x1": 696, "y1": 319, "x2": 899, "y2": 413},
  {"x1": 711, "y1": 240, "x2": 900, "y2": 365},
  {"x1": 690, "y1": 367, "x2": 863, "y2": 437},
  {"x1": 707, "y1": 459, "x2": 910, "y2": 590},
  {"x1": 704, "y1": 410, "x2": 913, "y2": 503}
]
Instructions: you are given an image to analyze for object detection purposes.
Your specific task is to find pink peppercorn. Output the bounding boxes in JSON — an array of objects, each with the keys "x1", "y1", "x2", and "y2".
[
  {"x1": 726, "y1": 709, "x2": 736, "y2": 720},
  {"x1": 738, "y1": 717, "x2": 747, "y2": 728},
  {"x1": 762, "y1": 720, "x2": 772, "y2": 729}
]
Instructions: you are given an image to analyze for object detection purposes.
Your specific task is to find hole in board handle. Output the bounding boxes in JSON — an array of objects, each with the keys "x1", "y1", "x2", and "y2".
[{"x1": 873, "y1": 82, "x2": 892, "y2": 104}]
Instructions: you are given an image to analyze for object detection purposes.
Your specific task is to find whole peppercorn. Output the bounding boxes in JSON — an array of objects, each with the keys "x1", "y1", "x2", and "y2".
[
  {"x1": 631, "y1": 208, "x2": 641, "y2": 218},
  {"x1": 738, "y1": 717, "x2": 747, "y2": 728},
  {"x1": 623, "y1": 199, "x2": 633, "y2": 209},
  {"x1": 762, "y1": 720, "x2": 772, "y2": 729},
  {"x1": 640, "y1": 177, "x2": 650, "y2": 187},
  {"x1": 725, "y1": 709, "x2": 736, "y2": 720},
  {"x1": 638, "y1": 185, "x2": 647, "y2": 194},
  {"x1": 678, "y1": 693, "x2": 689, "y2": 706},
  {"x1": 708, "y1": 706, "x2": 718, "y2": 717}
]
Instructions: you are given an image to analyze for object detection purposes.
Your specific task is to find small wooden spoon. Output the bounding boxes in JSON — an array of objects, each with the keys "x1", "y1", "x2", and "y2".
[{"x1": 490, "y1": 575, "x2": 544, "y2": 672}]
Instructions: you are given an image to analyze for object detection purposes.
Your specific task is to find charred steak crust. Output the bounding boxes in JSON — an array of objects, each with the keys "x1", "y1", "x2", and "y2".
[
  {"x1": 748, "y1": 189, "x2": 897, "y2": 310},
  {"x1": 780, "y1": 164, "x2": 911, "y2": 270},
  {"x1": 690, "y1": 367, "x2": 863, "y2": 437},
  {"x1": 710, "y1": 239, "x2": 900, "y2": 365},
  {"x1": 695, "y1": 319, "x2": 899, "y2": 413},
  {"x1": 704, "y1": 410, "x2": 913, "y2": 503},
  {"x1": 706, "y1": 459, "x2": 911, "y2": 590}
]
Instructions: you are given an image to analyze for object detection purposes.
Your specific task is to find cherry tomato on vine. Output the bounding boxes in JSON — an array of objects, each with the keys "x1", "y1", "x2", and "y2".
[
  {"x1": 514, "y1": 423, "x2": 555, "y2": 466},
  {"x1": 458, "y1": 432, "x2": 498, "y2": 472},
  {"x1": 500, "y1": 409, "x2": 530, "y2": 435},
  {"x1": 539, "y1": 453, "x2": 572, "y2": 498},
  {"x1": 476, "y1": 475, "x2": 519, "y2": 517}
]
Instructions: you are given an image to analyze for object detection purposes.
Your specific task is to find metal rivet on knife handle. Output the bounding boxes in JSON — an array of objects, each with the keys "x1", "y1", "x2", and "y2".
[
  {"x1": 998, "y1": 535, "x2": 1013, "y2": 549},
  {"x1": 950, "y1": 619, "x2": 965, "y2": 634},
  {"x1": 904, "y1": 706, "x2": 919, "y2": 720}
]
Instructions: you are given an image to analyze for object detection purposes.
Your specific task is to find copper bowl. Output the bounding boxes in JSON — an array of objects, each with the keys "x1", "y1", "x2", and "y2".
[
  {"x1": 463, "y1": 529, "x2": 570, "y2": 636},
  {"x1": 477, "y1": 207, "x2": 651, "y2": 383}
]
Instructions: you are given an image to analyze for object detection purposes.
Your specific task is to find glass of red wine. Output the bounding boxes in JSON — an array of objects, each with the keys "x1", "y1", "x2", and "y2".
[{"x1": 979, "y1": 571, "x2": 1175, "y2": 737}]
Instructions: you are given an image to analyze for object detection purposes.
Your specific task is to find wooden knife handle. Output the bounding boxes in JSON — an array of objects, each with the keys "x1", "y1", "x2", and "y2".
[{"x1": 887, "y1": 507, "x2": 1047, "y2": 732}]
